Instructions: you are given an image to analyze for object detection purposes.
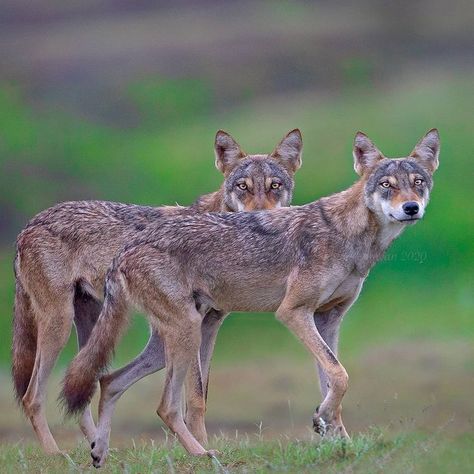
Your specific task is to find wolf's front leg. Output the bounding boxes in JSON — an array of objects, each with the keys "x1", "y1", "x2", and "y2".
[
  {"x1": 184, "y1": 356, "x2": 207, "y2": 445},
  {"x1": 313, "y1": 308, "x2": 344, "y2": 399},
  {"x1": 276, "y1": 303, "x2": 349, "y2": 439},
  {"x1": 199, "y1": 310, "x2": 227, "y2": 402},
  {"x1": 313, "y1": 292, "x2": 361, "y2": 437}
]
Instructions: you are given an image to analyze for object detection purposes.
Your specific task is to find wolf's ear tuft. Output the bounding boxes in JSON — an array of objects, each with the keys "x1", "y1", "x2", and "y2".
[
  {"x1": 271, "y1": 129, "x2": 303, "y2": 173},
  {"x1": 214, "y1": 130, "x2": 246, "y2": 175},
  {"x1": 353, "y1": 131, "x2": 384, "y2": 176},
  {"x1": 410, "y1": 128, "x2": 440, "y2": 173}
]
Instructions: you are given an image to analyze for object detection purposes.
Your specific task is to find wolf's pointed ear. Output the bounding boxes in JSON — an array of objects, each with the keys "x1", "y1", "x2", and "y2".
[
  {"x1": 214, "y1": 130, "x2": 246, "y2": 175},
  {"x1": 409, "y1": 128, "x2": 440, "y2": 173},
  {"x1": 270, "y1": 129, "x2": 303, "y2": 174},
  {"x1": 353, "y1": 132, "x2": 384, "y2": 176}
]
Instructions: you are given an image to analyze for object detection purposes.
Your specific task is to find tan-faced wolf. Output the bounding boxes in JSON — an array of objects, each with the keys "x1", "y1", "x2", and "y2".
[
  {"x1": 62, "y1": 129, "x2": 439, "y2": 466},
  {"x1": 13, "y1": 129, "x2": 302, "y2": 455}
]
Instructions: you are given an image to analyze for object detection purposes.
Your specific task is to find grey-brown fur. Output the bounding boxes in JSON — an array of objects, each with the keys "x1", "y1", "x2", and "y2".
[
  {"x1": 12, "y1": 129, "x2": 302, "y2": 455},
  {"x1": 61, "y1": 129, "x2": 439, "y2": 465}
]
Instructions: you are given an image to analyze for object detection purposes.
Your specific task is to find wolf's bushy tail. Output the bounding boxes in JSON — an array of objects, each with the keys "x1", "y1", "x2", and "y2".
[
  {"x1": 60, "y1": 266, "x2": 130, "y2": 415},
  {"x1": 12, "y1": 278, "x2": 37, "y2": 404}
]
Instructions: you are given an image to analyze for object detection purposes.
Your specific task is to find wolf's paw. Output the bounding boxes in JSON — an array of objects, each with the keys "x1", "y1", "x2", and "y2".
[
  {"x1": 312, "y1": 404, "x2": 328, "y2": 436},
  {"x1": 90, "y1": 439, "x2": 109, "y2": 468},
  {"x1": 313, "y1": 415, "x2": 328, "y2": 436}
]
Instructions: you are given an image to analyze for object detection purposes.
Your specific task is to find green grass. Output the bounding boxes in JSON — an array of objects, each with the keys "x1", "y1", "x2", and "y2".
[
  {"x1": 2, "y1": 338, "x2": 472, "y2": 472},
  {"x1": 1, "y1": 430, "x2": 472, "y2": 473}
]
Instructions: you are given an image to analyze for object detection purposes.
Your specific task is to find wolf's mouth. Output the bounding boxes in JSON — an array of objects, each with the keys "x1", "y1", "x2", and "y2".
[{"x1": 389, "y1": 214, "x2": 420, "y2": 223}]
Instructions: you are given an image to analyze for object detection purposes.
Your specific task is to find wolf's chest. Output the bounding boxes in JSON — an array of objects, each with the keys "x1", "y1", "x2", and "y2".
[{"x1": 317, "y1": 270, "x2": 364, "y2": 312}]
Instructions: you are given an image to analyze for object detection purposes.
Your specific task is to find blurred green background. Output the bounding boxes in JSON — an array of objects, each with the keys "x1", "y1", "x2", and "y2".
[{"x1": 0, "y1": 0, "x2": 473, "y2": 448}]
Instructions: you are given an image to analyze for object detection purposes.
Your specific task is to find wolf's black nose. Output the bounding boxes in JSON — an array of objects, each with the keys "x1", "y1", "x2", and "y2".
[{"x1": 403, "y1": 201, "x2": 419, "y2": 216}]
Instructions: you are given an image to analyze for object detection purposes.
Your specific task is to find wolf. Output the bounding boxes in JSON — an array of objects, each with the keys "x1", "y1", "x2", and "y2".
[
  {"x1": 13, "y1": 129, "x2": 302, "y2": 455},
  {"x1": 61, "y1": 129, "x2": 439, "y2": 466}
]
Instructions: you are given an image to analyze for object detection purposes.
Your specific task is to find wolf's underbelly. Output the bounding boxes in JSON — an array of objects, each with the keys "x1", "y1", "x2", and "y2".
[
  {"x1": 207, "y1": 268, "x2": 364, "y2": 314},
  {"x1": 212, "y1": 281, "x2": 287, "y2": 313}
]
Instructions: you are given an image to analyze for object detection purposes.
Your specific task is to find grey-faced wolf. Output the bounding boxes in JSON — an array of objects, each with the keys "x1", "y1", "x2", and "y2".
[
  {"x1": 13, "y1": 129, "x2": 302, "y2": 455},
  {"x1": 61, "y1": 129, "x2": 439, "y2": 466}
]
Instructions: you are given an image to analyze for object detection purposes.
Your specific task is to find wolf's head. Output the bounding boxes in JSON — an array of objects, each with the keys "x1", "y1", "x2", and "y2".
[
  {"x1": 353, "y1": 129, "x2": 440, "y2": 225},
  {"x1": 215, "y1": 129, "x2": 302, "y2": 211}
]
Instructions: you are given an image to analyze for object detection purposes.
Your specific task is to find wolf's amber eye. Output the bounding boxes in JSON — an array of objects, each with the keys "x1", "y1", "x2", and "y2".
[
  {"x1": 237, "y1": 183, "x2": 247, "y2": 190},
  {"x1": 271, "y1": 182, "x2": 281, "y2": 189},
  {"x1": 380, "y1": 181, "x2": 390, "y2": 188},
  {"x1": 414, "y1": 179, "x2": 423, "y2": 186}
]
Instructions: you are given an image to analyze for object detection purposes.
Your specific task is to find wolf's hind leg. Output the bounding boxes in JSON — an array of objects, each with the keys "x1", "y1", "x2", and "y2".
[
  {"x1": 73, "y1": 289, "x2": 103, "y2": 442},
  {"x1": 156, "y1": 305, "x2": 210, "y2": 456},
  {"x1": 22, "y1": 295, "x2": 74, "y2": 454},
  {"x1": 12, "y1": 281, "x2": 37, "y2": 406},
  {"x1": 92, "y1": 310, "x2": 226, "y2": 466},
  {"x1": 90, "y1": 330, "x2": 165, "y2": 468}
]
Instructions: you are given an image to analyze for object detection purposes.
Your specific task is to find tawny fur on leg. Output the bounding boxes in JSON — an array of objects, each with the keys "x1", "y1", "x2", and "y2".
[
  {"x1": 276, "y1": 304, "x2": 349, "y2": 438},
  {"x1": 22, "y1": 297, "x2": 74, "y2": 454}
]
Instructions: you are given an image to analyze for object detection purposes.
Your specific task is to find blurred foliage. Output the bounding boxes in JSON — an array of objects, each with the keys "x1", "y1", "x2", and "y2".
[
  {"x1": 0, "y1": 71, "x2": 473, "y2": 368},
  {"x1": 0, "y1": 0, "x2": 473, "y2": 372},
  {"x1": 128, "y1": 78, "x2": 213, "y2": 127}
]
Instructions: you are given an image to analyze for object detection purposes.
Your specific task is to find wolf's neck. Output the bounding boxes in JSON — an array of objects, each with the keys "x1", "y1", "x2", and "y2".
[
  {"x1": 317, "y1": 179, "x2": 404, "y2": 251},
  {"x1": 318, "y1": 180, "x2": 374, "y2": 237},
  {"x1": 191, "y1": 186, "x2": 230, "y2": 212}
]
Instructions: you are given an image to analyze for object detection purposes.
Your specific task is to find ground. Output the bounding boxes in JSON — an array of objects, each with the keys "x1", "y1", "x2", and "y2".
[{"x1": 1, "y1": 337, "x2": 473, "y2": 472}]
